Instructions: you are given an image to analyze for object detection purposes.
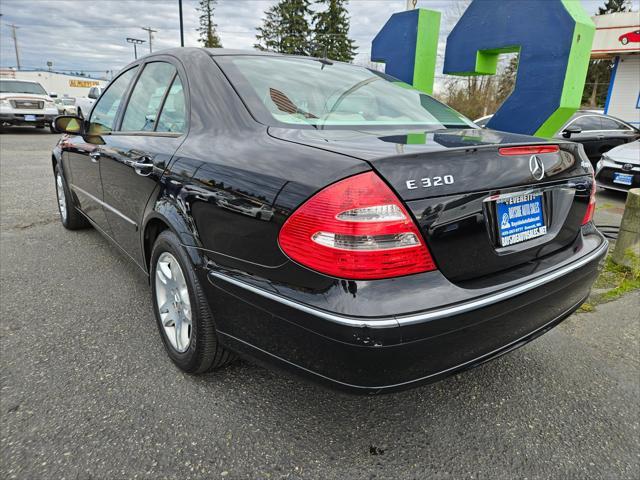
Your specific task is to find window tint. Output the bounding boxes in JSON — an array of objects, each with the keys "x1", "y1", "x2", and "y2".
[
  {"x1": 89, "y1": 67, "x2": 139, "y2": 134},
  {"x1": 600, "y1": 117, "x2": 629, "y2": 130},
  {"x1": 156, "y1": 76, "x2": 186, "y2": 133},
  {"x1": 571, "y1": 116, "x2": 601, "y2": 131},
  {"x1": 121, "y1": 62, "x2": 176, "y2": 132}
]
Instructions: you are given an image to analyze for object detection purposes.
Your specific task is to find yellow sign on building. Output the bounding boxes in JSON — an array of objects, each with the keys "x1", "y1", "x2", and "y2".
[{"x1": 69, "y1": 79, "x2": 100, "y2": 88}]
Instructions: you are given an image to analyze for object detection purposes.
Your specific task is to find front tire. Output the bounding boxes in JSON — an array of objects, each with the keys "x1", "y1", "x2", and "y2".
[
  {"x1": 54, "y1": 164, "x2": 90, "y2": 230},
  {"x1": 150, "y1": 230, "x2": 234, "y2": 374}
]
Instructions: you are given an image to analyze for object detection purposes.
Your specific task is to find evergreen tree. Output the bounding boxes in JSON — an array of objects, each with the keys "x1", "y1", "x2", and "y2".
[
  {"x1": 255, "y1": 3, "x2": 285, "y2": 51},
  {"x1": 255, "y1": 0, "x2": 312, "y2": 55},
  {"x1": 197, "y1": 0, "x2": 222, "y2": 48},
  {"x1": 312, "y1": 0, "x2": 357, "y2": 62},
  {"x1": 597, "y1": 0, "x2": 631, "y2": 14},
  {"x1": 582, "y1": 0, "x2": 631, "y2": 106}
]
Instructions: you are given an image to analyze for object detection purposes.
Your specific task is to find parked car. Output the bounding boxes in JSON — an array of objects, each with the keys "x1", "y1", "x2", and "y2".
[
  {"x1": 75, "y1": 86, "x2": 103, "y2": 118},
  {"x1": 619, "y1": 29, "x2": 640, "y2": 45},
  {"x1": 54, "y1": 97, "x2": 77, "y2": 115},
  {"x1": 51, "y1": 48, "x2": 606, "y2": 393},
  {"x1": 595, "y1": 140, "x2": 640, "y2": 192},
  {"x1": 0, "y1": 79, "x2": 59, "y2": 132},
  {"x1": 474, "y1": 111, "x2": 640, "y2": 165}
]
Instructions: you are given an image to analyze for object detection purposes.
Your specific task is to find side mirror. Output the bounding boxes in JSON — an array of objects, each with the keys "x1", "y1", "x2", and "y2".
[
  {"x1": 53, "y1": 115, "x2": 84, "y2": 135},
  {"x1": 49, "y1": 92, "x2": 58, "y2": 98},
  {"x1": 562, "y1": 126, "x2": 582, "y2": 138},
  {"x1": 88, "y1": 89, "x2": 99, "y2": 100}
]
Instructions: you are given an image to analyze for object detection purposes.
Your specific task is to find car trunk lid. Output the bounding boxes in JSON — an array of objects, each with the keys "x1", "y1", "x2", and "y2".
[{"x1": 270, "y1": 127, "x2": 594, "y2": 282}]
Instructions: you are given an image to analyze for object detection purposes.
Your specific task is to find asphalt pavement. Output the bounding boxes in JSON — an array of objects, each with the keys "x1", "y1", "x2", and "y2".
[{"x1": 1, "y1": 129, "x2": 638, "y2": 480}]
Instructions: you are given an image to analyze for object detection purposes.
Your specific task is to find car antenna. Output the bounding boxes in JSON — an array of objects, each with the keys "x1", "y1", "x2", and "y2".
[{"x1": 318, "y1": 45, "x2": 333, "y2": 68}]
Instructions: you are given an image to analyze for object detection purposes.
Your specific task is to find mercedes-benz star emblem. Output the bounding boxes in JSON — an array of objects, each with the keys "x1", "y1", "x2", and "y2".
[{"x1": 529, "y1": 155, "x2": 545, "y2": 181}]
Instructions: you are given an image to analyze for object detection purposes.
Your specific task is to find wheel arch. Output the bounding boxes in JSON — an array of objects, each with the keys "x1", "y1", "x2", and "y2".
[{"x1": 141, "y1": 198, "x2": 203, "y2": 276}]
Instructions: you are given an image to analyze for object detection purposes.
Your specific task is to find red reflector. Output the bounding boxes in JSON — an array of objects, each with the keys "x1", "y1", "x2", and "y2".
[
  {"x1": 278, "y1": 172, "x2": 436, "y2": 280},
  {"x1": 498, "y1": 145, "x2": 560, "y2": 156},
  {"x1": 582, "y1": 175, "x2": 596, "y2": 225}
]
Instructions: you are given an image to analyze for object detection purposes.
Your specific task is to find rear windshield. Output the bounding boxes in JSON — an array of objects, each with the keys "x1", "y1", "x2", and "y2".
[
  {"x1": 216, "y1": 56, "x2": 474, "y2": 130},
  {"x1": 0, "y1": 80, "x2": 47, "y2": 95}
]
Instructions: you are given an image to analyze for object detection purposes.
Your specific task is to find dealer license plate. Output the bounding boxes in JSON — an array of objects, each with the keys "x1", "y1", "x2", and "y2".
[
  {"x1": 613, "y1": 172, "x2": 633, "y2": 186},
  {"x1": 496, "y1": 193, "x2": 547, "y2": 247},
  {"x1": 24, "y1": 115, "x2": 36, "y2": 122}
]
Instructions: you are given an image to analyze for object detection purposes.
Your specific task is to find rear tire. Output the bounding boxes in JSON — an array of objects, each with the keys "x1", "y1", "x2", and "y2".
[
  {"x1": 150, "y1": 230, "x2": 235, "y2": 374},
  {"x1": 54, "y1": 164, "x2": 90, "y2": 230}
]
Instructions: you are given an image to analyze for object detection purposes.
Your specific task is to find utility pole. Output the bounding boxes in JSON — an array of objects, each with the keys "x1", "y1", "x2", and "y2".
[
  {"x1": 141, "y1": 26, "x2": 157, "y2": 53},
  {"x1": 178, "y1": 0, "x2": 184, "y2": 47},
  {"x1": 9, "y1": 24, "x2": 21, "y2": 69},
  {"x1": 126, "y1": 37, "x2": 146, "y2": 59}
]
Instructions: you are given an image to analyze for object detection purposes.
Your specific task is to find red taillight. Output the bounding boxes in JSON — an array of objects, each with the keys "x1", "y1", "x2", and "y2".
[
  {"x1": 582, "y1": 175, "x2": 596, "y2": 225},
  {"x1": 278, "y1": 171, "x2": 436, "y2": 280},
  {"x1": 498, "y1": 145, "x2": 560, "y2": 156}
]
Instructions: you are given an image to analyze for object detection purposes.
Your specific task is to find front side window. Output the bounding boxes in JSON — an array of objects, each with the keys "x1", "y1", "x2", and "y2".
[
  {"x1": 121, "y1": 62, "x2": 177, "y2": 132},
  {"x1": 571, "y1": 116, "x2": 601, "y2": 131},
  {"x1": 90, "y1": 67, "x2": 139, "y2": 134},
  {"x1": 156, "y1": 76, "x2": 187, "y2": 133},
  {"x1": 217, "y1": 56, "x2": 474, "y2": 129}
]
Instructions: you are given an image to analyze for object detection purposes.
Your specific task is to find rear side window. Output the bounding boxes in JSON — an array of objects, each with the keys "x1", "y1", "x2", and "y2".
[
  {"x1": 121, "y1": 62, "x2": 177, "y2": 132},
  {"x1": 571, "y1": 116, "x2": 601, "y2": 131},
  {"x1": 90, "y1": 67, "x2": 139, "y2": 133},
  {"x1": 600, "y1": 117, "x2": 629, "y2": 131},
  {"x1": 156, "y1": 76, "x2": 186, "y2": 133}
]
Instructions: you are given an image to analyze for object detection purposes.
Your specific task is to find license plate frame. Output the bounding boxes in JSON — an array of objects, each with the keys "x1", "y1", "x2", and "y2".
[
  {"x1": 24, "y1": 114, "x2": 37, "y2": 122},
  {"x1": 495, "y1": 192, "x2": 547, "y2": 247},
  {"x1": 613, "y1": 172, "x2": 633, "y2": 186}
]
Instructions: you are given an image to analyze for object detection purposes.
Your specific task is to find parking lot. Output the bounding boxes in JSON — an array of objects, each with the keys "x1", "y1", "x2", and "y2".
[{"x1": 1, "y1": 129, "x2": 638, "y2": 479}]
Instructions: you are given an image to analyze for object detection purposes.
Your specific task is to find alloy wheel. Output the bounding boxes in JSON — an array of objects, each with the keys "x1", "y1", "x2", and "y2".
[
  {"x1": 56, "y1": 173, "x2": 67, "y2": 222},
  {"x1": 155, "y1": 252, "x2": 192, "y2": 353}
]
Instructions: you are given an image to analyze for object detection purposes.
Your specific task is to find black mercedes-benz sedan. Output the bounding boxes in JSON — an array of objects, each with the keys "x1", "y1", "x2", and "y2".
[{"x1": 51, "y1": 48, "x2": 607, "y2": 393}]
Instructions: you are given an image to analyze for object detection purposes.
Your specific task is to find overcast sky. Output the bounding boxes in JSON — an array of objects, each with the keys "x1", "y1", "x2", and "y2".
[{"x1": 1, "y1": 0, "x2": 638, "y2": 84}]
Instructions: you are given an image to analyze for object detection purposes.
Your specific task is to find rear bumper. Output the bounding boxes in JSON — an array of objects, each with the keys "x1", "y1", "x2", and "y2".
[{"x1": 202, "y1": 229, "x2": 607, "y2": 393}]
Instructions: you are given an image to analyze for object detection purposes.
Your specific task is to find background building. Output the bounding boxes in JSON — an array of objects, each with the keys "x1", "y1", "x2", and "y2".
[
  {"x1": 0, "y1": 69, "x2": 107, "y2": 98},
  {"x1": 591, "y1": 11, "x2": 640, "y2": 126}
]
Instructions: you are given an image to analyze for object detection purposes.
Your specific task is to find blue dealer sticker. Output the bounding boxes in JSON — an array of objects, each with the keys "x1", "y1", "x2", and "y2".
[{"x1": 496, "y1": 193, "x2": 547, "y2": 247}]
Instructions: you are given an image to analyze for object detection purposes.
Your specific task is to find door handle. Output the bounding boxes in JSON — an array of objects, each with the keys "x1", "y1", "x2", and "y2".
[
  {"x1": 129, "y1": 156, "x2": 154, "y2": 176},
  {"x1": 89, "y1": 151, "x2": 100, "y2": 163}
]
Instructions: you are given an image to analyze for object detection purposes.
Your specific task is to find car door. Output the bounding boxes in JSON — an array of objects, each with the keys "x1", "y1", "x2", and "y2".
[
  {"x1": 562, "y1": 115, "x2": 604, "y2": 161},
  {"x1": 98, "y1": 59, "x2": 188, "y2": 268},
  {"x1": 65, "y1": 66, "x2": 139, "y2": 232},
  {"x1": 598, "y1": 116, "x2": 635, "y2": 153}
]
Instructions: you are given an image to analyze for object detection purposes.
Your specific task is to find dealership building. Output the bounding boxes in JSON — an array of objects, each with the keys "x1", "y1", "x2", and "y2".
[
  {"x1": 0, "y1": 69, "x2": 107, "y2": 98},
  {"x1": 591, "y1": 11, "x2": 640, "y2": 126}
]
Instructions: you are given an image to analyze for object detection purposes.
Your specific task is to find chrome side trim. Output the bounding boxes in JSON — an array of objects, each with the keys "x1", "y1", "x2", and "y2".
[
  {"x1": 70, "y1": 183, "x2": 137, "y2": 228},
  {"x1": 209, "y1": 240, "x2": 608, "y2": 328}
]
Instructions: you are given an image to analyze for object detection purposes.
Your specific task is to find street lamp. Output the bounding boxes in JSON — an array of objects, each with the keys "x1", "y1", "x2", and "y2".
[{"x1": 126, "y1": 37, "x2": 146, "y2": 60}]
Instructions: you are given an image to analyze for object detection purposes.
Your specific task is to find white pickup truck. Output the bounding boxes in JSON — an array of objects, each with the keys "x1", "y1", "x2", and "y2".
[
  {"x1": 75, "y1": 86, "x2": 103, "y2": 118},
  {"x1": 0, "y1": 79, "x2": 59, "y2": 132}
]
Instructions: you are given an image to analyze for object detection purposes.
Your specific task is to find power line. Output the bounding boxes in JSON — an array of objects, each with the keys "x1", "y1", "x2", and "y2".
[
  {"x1": 141, "y1": 26, "x2": 157, "y2": 52},
  {"x1": 7, "y1": 23, "x2": 21, "y2": 69}
]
